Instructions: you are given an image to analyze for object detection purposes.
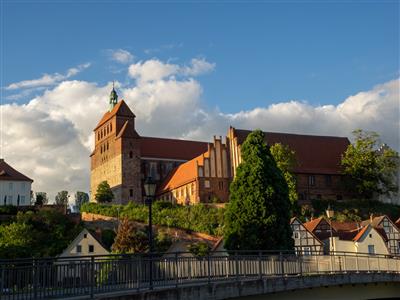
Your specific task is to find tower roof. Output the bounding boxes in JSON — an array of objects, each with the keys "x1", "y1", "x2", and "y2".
[{"x1": 94, "y1": 100, "x2": 136, "y2": 130}]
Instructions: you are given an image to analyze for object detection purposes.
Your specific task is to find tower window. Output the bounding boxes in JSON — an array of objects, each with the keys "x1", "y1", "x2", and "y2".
[
  {"x1": 110, "y1": 123, "x2": 112, "y2": 132},
  {"x1": 129, "y1": 151, "x2": 133, "y2": 158},
  {"x1": 107, "y1": 142, "x2": 109, "y2": 150}
]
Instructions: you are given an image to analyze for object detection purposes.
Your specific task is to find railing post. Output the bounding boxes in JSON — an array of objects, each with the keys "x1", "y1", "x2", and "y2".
[
  {"x1": 355, "y1": 254, "x2": 359, "y2": 273},
  {"x1": 207, "y1": 254, "x2": 211, "y2": 285},
  {"x1": 0, "y1": 264, "x2": 3, "y2": 298},
  {"x1": 33, "y1": 258, "x2": 38, "y2": 300},
  {"x1": 149, "y1": 253, "x2": 153, "y2": 290},
  {"x1": 90, "y1": 256, "x2": 95, "y2": 299},
  {"x1": 377, "y1": 256, "x2": 380, "y2": 273},
  {"x1": 258, "y1": 251, "x2": 262, "y2": 280},
  {"x1": 235, "y1": 251, "x2": 239, "y2": 281},
  {"x1": 175, "y1": 253, "x2": 179, "y2": 289},
  {"x1": 367, "y1": 255, "x2": 370, "y2": 273},
  {"x1": 279, "y1": 252, "x2": 284, "y2": 277},
  {"x1": 299, "y1": 254, "x2": 303, "y2": 276}
]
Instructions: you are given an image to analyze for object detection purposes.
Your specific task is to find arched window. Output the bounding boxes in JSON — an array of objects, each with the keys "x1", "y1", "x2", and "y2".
[
  {"x1": 107, "y1": 142, "x2": 109, "y2": 150},
  {"x1": 110, "y1": 123, "x2": 112, "y2": 132}
]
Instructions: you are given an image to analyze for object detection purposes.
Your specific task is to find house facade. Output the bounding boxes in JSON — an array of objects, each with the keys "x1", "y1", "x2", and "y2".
[
  {"x1": 290, "y1": 217, "x2": 323, "y2": 255},
  {"x1": 0, "y1": 159, "x2": 33, "y2": 206},
  {"x1": 91, "y1": 89, "x2": 355, "y2": 204}
]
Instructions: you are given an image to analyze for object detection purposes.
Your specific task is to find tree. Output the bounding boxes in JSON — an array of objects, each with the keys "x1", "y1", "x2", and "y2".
[
  {"x1": 111, "y1": 218, "x2": 148, "y2": 253},
  {"x1": 75, "y1": 191, "x2": 89, "y2": 208},
  {"x1": 341, "y1": 129, "x2": 399, "y2": 199},
  {"x1": 95, "y1": 181, "x2": 114, "y2": 203},
  {"x1": 35, "y1": 192, "x2": 48, "y2": 206},
  {"x1": 224, "y1": 130, "x2": 294, "y2": 251},
  {"x1": 55, "y1": 190, "x2": 69, "y2": 205},
  {"x1": 270, "y1": 143, "x2": 298, "y2": 212}
]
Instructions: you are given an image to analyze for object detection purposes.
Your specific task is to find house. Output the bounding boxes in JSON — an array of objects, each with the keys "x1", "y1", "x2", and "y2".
[
  {"x1": 57, "y1": 228, "x2": 110, "y2": 286},
  {"x1": 58, "y1": 228, "x2": 110, "y2": 258},
  {"x1": 0, "y1": 159, "x2": 33, "y2": 206},
  {"x1": 290, "y1": 217, "x2": 323, "y2": 255},
  {"x1": 329, "y1": 224, "x2": 389, "y2": 255},
  {"x1": 361, "y1": 215, "x2": 400, "y2": 255}
]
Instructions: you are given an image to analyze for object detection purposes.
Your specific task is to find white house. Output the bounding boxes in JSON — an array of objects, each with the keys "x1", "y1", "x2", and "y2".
[
  {"x1": 0, "y1": 159, "x2": 33, "y2": 206},
  {"x1": 329, "y1": 224, "x2": 389, "y2": 255},
  {"x1": 290, "y1": 217, "x2": 323, "y2": 255},
  {"x1": 58, "y1": 228, "x2": 110, "y2": 258}
]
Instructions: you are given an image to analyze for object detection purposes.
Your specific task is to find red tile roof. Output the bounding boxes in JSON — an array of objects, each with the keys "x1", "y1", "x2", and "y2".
[
  {"x1": 94, "y1": 100, "x2": 136, "y2": 130},
  {"x1": 141, "y1": 136, "x2": 208, "y2": 161},
  {"x1": 303, "y1": 217, "x2": 324, "y2": 233},
  {"x1": 352, "y1": 225, "x2": 369, "y2": 242},
  {"x1": 0, "y1": 159, "x2": 33, "y2": 182},
  {"x1": 157, "y1": 151, "x2": 207, "y2": 193},
  {"x1": 232, "y1": 128, "x2": 350, "y2": 174}
]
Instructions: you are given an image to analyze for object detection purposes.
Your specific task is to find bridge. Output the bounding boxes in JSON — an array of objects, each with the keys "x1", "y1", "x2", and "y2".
[{"x1": 1, "y1": 251, "x2": 399, "y2": 299}]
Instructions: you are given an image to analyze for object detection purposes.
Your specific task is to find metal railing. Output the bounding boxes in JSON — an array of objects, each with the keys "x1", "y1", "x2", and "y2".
[{"x1": 1, "y1": 250, "x2": 399, "y2": 299}]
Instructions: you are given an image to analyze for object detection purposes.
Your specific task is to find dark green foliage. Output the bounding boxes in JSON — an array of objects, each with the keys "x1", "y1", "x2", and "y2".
[
  {"x1": 0, "y1": 210, "x2": 82, "y2": 258},
  {"x1": 309, "y1": 199, "x2": 400, "y2": 221},
  {"x1": 75, "y1": 191, "x2": 89, "y2": 208},
  {"x1": 154, "y1": 231, "x2": 172, "y2": 253},
  {"x1": 101, "y1": 229, "x2": 116, "y2": 249},
  {"x1": 80, "y1": 201, "x2": 224, "y2": 236},
  {"x1": 188, "y1": 242, "x2": 210, "y2": 257},
  {"x1": 55, "y1": 190, "x2": 69, "y2": 205},
  {"x1": 95, "y1": 181, "x2": 114, "y2": 203},
  {"x1": 35, "y1": 192, "x2": 48, "y2": 206},
  {"x1": 341, "y1": 129, "x2": 399, "y2": 199},
  {"x1": 0, "y1": 205, "x2": 18, "y2": 215},
  {"x1": 270, "y1": 143, "x2": 299, "y2": 214},
  {"x1": 224, "y1": 130, "x2": 294, "y2": 251}
]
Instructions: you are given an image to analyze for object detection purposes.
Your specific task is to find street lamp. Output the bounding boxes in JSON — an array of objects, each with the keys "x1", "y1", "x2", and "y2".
[
  {"x1": 326, "y1": 205, "x2": 335, "y2": 254},
  {"x1": 144, "y1": 176, "x2": 157, "y2": 253},
  {"x1": 144, "y1": 176, "x2": 156, "y2": 290}
]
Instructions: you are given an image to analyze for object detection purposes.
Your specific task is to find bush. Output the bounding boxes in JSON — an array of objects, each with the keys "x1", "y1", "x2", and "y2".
[
  {"x1": 0, "y1": 205, "x2": 17, "y2": 215},
  {"x1": 81, "y1": 202, "x2": 225, "y2": 236},
  {"x1": 188, "y1": 242, "x2": 210, "y2": 257}
]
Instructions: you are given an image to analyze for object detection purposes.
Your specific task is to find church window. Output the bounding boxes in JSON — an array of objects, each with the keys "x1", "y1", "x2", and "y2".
[
  {"x1": 129, "y1": 151, "x2": 133, "y2": 158},
  {"x1": 308, "y1": 175, "x2": 315, "y2": 186}
]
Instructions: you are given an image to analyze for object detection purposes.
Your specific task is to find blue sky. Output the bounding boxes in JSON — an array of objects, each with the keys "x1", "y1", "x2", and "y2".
[
  {"x1": 1, "y1": 1, "x2": 399, "y2": 196},
  {"x1": 3, "y1": 1, "x2": 399, "y2": 112}
]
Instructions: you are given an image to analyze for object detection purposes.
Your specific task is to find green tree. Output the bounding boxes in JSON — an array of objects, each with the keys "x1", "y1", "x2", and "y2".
[
  {"x1": 75, "y1": 191, "x2": 89, "y2": 208},
  {"x1": 270, "y1": 143, "x2": 298, "y2": 212},
  {"x1": 341, "y1": 129, "x2": 399, "y2": 199},
  {"x1": 35, "y1": 192, "x2": 48, "y2": 206},
  {"x1": 0, "y1": 222, "x2": 34, "y2": 258},
  {"x1": 224, "y1": 130, "x2": 294, "y2": 251},
  {"x1": 111, "y1": 218, "x2": 148, "y2": 253},
  {"x1": 55, "y1": 190, "x2": 69, "y2": 205},
  {"x1": 95, "y1": 181, "x2": 114, "y2": 203}
]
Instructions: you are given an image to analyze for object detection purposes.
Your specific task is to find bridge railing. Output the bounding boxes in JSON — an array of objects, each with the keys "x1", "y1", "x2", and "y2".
[{"x1": 0, "y1": 251, "x2": 399, "y2": 299}]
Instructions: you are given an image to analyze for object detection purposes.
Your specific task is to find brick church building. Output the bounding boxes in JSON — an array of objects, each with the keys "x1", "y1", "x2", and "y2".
[{"x1": 90, "y1": 89, "x2": 352, "y2": 205}]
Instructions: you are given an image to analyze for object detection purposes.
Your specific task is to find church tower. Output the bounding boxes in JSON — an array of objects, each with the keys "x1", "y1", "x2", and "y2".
[{"x1": 90, "y1": 87, "x2": 142, "y2": 204}]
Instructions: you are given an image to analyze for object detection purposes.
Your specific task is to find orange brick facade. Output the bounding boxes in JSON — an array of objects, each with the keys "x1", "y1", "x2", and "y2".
[{"x1": 91, "y1": 91, "x2": 352, "y2": 205}]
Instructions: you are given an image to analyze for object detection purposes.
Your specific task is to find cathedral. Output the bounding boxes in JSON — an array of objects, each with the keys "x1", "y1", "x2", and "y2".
[{"x1": 90, "y1": 89, "x2": 353, "y2": 205}]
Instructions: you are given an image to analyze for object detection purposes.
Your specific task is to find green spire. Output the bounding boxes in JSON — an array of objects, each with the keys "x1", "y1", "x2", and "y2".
[{"x1": 109, "y1": 82, "x2": 118, "y2": 111}]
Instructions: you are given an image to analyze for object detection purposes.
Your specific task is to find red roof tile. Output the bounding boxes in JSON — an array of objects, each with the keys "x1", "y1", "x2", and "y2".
[
  {"x1": 94, "y1": 100, "x2": 135, "y2": 130},
  {"x1": 141, "y1": 137, "x2": 208, "y2": 161},
  {"x1": 352, "y1": 225, "x2": 369, "y2": 242},
  {"x1": 303, "y1": 217, "x2": 324, "y2": 233},
  {"x1": 232, "y1": 128, "x2": 350, "y2": 174},
  {"x1": 0, "y1": 159, "x2": 33, "y2": 182}
]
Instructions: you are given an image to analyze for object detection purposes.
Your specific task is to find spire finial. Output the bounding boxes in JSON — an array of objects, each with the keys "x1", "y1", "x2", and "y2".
[{"x1": 109, "y1": 81, "x2": 118, "y2": 111}]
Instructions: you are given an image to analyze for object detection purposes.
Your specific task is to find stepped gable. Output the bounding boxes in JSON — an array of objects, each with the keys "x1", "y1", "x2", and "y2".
[
  {"x1": 233, "y1": 129, "x2": 350, "y2": 174},
  {"x1": 140, "y1": 136, "x2": 208, "y2": 161},
  {"x1": 94, "y1": 100, "x2": 136, "y2": 130},
  {"x1": 0, "y1": 159, "x2": 33, "y2": 182}
]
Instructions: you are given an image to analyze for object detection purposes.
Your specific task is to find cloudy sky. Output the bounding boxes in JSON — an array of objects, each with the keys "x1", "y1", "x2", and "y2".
[{"x1": 1, "y1": 1, "x2": 399, "y2": 201}]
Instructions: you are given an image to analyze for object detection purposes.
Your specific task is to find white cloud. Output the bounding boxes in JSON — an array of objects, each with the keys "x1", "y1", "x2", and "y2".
[
  {"x1": 5, "y1": 63, "x2": 91, "y2": 90},
  {"x1": 109, "y1": 49, "x2": 134, "y2": 64},
  {"x1": 182, "y1": 58, "x2": 216, "y2": 76},
  {"x1": 1, "y1": 55, "x2": 398, "y2": 202}
]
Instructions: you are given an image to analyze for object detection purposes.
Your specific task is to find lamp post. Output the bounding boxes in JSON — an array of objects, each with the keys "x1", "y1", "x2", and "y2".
[
  {"x1": 144, "y1": 176, "x2": 156, "y2": 290},
  {"x1": 326, "y1": 205, "x2": 335, "y2": 254}
]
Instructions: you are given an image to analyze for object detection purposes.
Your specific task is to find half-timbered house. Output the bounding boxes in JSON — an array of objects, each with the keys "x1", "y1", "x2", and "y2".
[{"x1": 290, "y1": 217, "x2": 323, "y2": 254}]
